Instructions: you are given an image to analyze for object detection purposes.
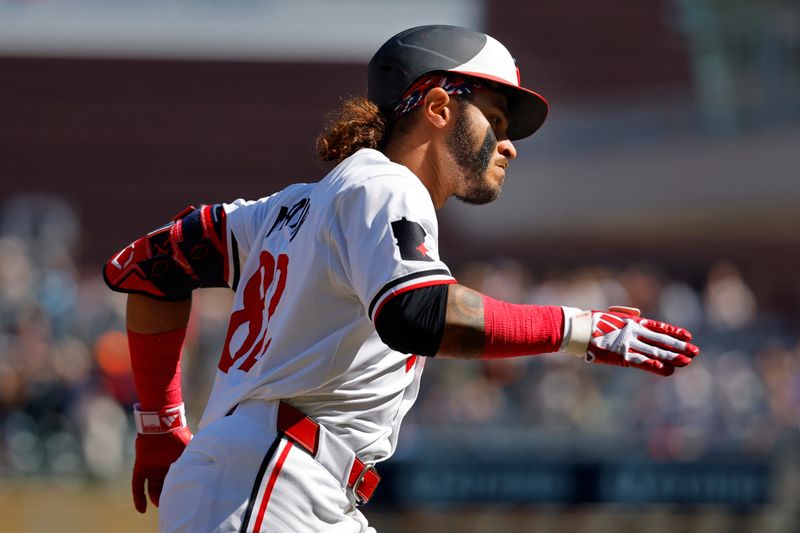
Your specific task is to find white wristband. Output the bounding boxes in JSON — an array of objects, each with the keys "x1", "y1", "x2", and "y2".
[
  {"x1": 133, "y1": 403, "x2": 188, "y2": 434},
  {"x1": 560, "y1": 307, "x2": 592, "y2": 357}
]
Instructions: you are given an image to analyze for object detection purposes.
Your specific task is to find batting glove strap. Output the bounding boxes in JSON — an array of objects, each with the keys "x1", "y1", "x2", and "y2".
[
  {"x1": 561, "y1": 307, "x2": 592, "y2": 357},
  {"x1": 134, "y1": 403, "x2": 188, "y2": 435}
]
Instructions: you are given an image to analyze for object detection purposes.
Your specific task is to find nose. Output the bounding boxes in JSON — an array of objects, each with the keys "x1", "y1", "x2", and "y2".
[{"x1": 497, "y1": 138, "x2": 517, "y2": 160}]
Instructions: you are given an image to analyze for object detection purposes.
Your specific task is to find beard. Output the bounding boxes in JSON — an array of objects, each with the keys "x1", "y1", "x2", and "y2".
[{"x1": 446, "y1": 106, "x2": 501, "y2": 205}]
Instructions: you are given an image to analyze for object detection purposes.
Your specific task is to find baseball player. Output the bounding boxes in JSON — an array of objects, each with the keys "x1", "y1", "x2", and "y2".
[{"x1": 103, "y1": 25, "x2": 700, "y2": 532}]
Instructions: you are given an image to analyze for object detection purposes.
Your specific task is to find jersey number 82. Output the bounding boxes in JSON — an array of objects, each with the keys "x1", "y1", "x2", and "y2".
[{"x1": 218, "y1": 251, "x2": 288, "y2": 373}]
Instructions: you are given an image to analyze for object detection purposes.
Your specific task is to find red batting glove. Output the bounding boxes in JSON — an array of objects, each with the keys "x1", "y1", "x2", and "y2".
[
  {"x1": 132, "y1": 403, "x2": 193, "y2": 513},
  {"x1": 563, "y1": 307, "x2": 700, "y2": 376}
]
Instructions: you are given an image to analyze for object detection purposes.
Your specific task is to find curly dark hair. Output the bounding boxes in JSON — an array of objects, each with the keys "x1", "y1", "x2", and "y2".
[{"x1": 316, "y1": 97, "x2": 388, "y2": 163}]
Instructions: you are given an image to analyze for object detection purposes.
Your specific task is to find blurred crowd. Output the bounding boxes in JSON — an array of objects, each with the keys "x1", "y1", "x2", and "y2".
[
  {"x1": 409, "y1": 259, "x2": 799, "y2": 462},
  {"x1": 0, "y1": 194, "x2": 797, "y2": 482}
]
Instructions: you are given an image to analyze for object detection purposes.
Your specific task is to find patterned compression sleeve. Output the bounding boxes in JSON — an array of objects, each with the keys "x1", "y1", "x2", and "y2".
[{"x1": 103, "y1": 204, "x2": 237, "y2": 300}]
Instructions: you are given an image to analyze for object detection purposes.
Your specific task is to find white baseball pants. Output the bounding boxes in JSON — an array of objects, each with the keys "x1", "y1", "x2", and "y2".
[{"x1": 158, "y1": 400, "x2": 376, "y2": 532}]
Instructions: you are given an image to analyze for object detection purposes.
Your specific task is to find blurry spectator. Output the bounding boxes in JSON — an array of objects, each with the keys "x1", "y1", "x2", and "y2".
[
  {"x1": 77, "y1": 393, "x2": 129, "y2": 480},
  {"x1": 0, "y1": 237, "x2": 34, "y2": 326},
  {"x1": 659, "y1": 280, "x2": 704, "y2": 330},
  {"x1": 562, "y1": 267, "x2": 628, "y2": 311},
  {"x1": 0, "y1": 194, "x2": 79, "y2": 270},
  {"x1": 619, "y1": 264, "x2": 663, "y2": 316},
  {"x1": 704, "y1": 260, "x2": 757, "y2": 329},
  {"x1": 756, "y1": 343, "x2": 800, "y2": 429},
  {"x1": 94, "y1": 330, "x2": 136, "y2": 407},
  {"x1": 459, "y1": 259, "x2": 530, "y2": 303}
]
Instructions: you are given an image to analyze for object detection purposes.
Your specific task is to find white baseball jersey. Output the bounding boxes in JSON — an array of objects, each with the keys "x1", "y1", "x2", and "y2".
[{"x1": 200, "y1": 148, "x2": 455, "y2": 463}]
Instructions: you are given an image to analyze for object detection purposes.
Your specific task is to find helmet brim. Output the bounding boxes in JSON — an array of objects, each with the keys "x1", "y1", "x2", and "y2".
[{"x1": 450, "y1": 69, "x2": 549, "y2": 141}]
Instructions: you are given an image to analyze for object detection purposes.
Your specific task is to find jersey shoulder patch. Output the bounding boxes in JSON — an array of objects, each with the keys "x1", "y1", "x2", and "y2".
[{"x1": 391, "y1": 217, "x2": 434, "y2": 262}]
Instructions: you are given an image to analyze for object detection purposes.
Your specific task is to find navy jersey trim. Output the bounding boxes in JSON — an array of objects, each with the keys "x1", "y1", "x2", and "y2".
[
  {"x1": 230, "y1": 233, "x2": 241, "y2": 291},
  {"x1": 239, "y1": 436, "x2": 281, "y2": 532}
]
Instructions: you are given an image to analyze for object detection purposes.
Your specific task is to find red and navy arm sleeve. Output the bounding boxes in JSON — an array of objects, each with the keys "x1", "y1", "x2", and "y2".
[{"x1": 103, "y1": 204, "x2": 240, "y2": 300}]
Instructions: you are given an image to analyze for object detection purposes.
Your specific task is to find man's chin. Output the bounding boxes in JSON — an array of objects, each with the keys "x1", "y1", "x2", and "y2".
[{"x1": 455, "y1": 185, "x2": 501, "y2": 205}]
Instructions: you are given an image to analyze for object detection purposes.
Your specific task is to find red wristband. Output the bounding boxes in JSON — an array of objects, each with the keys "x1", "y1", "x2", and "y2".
[
  {"x1": 482, "y1": 296, "x2": 564, "y2": 359},
  {"x1": 127, "y1": 327, "x2": 186, "y2": 411}
]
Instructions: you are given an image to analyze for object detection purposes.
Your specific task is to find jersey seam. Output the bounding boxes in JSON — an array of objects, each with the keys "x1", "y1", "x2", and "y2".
[{"x1": 326, "y1": 192, "x2": 348, "y2": 293}]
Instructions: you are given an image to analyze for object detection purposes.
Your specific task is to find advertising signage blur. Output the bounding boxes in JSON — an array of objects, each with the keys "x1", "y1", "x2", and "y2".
[{"x1": 373, "y1": 460, "x2": 770, "y2": 507}]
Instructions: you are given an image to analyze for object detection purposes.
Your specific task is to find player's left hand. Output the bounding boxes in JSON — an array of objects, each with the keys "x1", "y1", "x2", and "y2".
[
  {"x1": 132, "y1": 426, "x2": 193, "y2": 513},
  {"x1": 565, "y1": 307, "x2": 699, "y2": 376},
  {"x1": 588, "y1": 309, "x2": 699, "y2": 376}
]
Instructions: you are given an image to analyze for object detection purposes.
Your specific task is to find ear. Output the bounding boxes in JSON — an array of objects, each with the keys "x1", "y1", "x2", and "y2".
[{"x1": 421, "y1": 87, "x2": 452, "y2": 129}]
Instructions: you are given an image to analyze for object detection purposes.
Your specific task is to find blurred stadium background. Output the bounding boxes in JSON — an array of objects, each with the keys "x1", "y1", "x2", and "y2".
[{"x1": 0, "y1": 0, "x2": 798, "y2": 531}]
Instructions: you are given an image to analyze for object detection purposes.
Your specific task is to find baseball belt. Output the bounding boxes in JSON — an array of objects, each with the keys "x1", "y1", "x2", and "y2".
[
  {"x1": 276, "y1": 401, "x2": 381, "y2": 505},
  {"x1": 230, "y1": 399, "x2": 381, "y2": 505}
]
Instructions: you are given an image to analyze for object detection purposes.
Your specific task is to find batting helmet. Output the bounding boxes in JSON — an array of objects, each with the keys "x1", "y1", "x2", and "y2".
[{"x1": 367, "y1": 25, "x2": 548, "y2": 141}]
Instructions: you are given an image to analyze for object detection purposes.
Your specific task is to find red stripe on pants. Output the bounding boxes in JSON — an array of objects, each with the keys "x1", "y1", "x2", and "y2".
[{"x1": 252, "y1": 441, "x2": 293, "y2": 531}]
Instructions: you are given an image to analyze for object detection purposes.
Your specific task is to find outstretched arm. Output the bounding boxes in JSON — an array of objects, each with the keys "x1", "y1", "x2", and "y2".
[{"x1": 378, "y1": 283, "x2": 699, "y2": 377}]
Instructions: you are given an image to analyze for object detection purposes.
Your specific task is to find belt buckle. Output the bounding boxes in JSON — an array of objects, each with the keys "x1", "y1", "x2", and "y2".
[{"x1": 352, "y1": 463, "x2": 377, "y2": 506}]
